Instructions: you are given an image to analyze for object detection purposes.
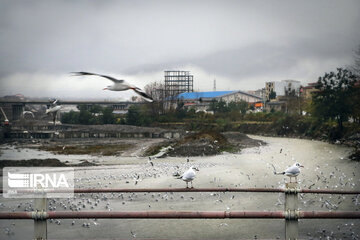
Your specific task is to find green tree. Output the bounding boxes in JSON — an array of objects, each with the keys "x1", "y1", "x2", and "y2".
[
  {"x1": 269, "y1": 90, "x2": 276, "y2": 100},
  {"x1": 78, "y1": 105, "x2": 92, "y2": 125},
  {"x1": 89, "y1": 105, "x2": 103, "y2": 114},
  {"x1": 350, "y1": 83, "x2": 360, "y2": 123},
  {"x1": 126, "y1": 105, "x2": 143, "y2": 126},
  {"x1": 61, "y1": 110, "x2": 79, "y2": 124},
  {"x1": 228, "y1": 101, "x2": 248, "y2": 114},
  {"x1": 209, "y1": 100, "x2": 228, "y2": 113},
  {"x1": 312, "y1": 68, "x2": 357, "y2": 131},
  {"x1": 101, "y1": 107, "x2": 115, "y2": 124}
]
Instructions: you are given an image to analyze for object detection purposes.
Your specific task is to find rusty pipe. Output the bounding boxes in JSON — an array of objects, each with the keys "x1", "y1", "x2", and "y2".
[
  {"x1": 49, "y1": 211, "x2": 287, "y2": 219},
  {"x1": 299, "y1": 189, "x2": 360, "y2": 194},
  {"x1": 0, "y1": 211, "x2": 285, "y2": 219},
  {"x1": 73, "y1": 187, "x2": 284, "y2": 193},
  {"x1": 1, "y1": 188, "x2": 359, "y2": 194},
  {"x1": 299, "y1": 211, "x2": 360, "y2": 219},
  {"x1": 0, "y1": 212, "x2": 33, "y2": 219},
  {"x1": 0, "y1": 211, "x2": 359, "y2": 219}
]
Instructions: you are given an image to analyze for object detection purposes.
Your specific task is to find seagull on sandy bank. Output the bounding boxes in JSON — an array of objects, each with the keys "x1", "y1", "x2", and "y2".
[
  {"x1": 148, "y1": 157, "x2": 154, "y2": 167},
  {"x1": 273, "y1": 162, "x2": 304, "y2": 183},
  {"x1": 176, "y1": 166, "x2": 199, "y2": 188},
  {"x1": 71, "y1": 71, "x2": 153, "y2": 102}
]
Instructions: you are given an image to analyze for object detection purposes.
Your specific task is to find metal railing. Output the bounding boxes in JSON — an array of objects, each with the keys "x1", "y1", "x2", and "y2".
[{"x1": 1, "y1": 183, "x2": 359, "y2": 240}]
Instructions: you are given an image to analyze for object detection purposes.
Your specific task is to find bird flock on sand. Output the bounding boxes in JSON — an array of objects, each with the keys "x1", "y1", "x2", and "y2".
[
  {"x1": 1, "y1": 147, "x2": 359, "y2": 239},
  {"x1": 3, "y1": 90, "x2": 360, "y2": 240}
]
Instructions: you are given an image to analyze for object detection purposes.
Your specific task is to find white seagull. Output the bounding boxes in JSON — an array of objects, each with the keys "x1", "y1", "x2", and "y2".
[
  {"x1": 22, "y1": 111, "x2": 35, "y2": 119},
  {"x1": 45, "y1": 99, "x2": 62, "y2": 124},
  {"x1": 176, "y1": 166, "x2": 199, "y2": 188},
  {"x1": 71, "y1": 71, "x2": 154, "y2": 102},
  {"x1": 275, "y1": 162, "x2": 304, "y2": 183}
]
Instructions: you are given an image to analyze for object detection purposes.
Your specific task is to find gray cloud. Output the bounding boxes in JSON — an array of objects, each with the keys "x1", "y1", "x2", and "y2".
[{"x1": 0, "y1": 0, "x2": 359, "y2": 98}]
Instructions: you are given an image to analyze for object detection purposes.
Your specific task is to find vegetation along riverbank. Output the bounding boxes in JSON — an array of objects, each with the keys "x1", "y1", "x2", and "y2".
[{"x1": 58, "y1": 68, "x2": 360, "y2": 159}]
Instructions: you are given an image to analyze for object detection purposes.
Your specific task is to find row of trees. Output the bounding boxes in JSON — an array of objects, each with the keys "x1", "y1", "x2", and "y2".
[
  {"x1": 61, "y1": 105, "x2": 116, "y2": 125},
  {"x1": 209, "y1": 100, "x2": 248, "y2": 114}
]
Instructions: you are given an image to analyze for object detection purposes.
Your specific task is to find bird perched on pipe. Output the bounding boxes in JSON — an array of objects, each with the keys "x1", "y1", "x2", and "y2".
[
  {"x1": 272, "y1": 162, "x2": 304, "y2": 183},
  {"x1": 71, "y1": 71, "x2": 153, "y2": 102},
  {"x1": 176, "y1": 166, "x2": 199, "y2": 188}
]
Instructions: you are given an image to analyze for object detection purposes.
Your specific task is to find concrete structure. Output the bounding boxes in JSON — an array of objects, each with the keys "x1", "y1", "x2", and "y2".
[
  {"x1": 8, "y1": 123, "x2": 183, "y2": 140},
  {"x1": 265, "y1": 80, "x2": 301, "y2": 101},
  {"x1": 265, "y1": 101, "x2": 286, "y2": 112},
  {"x1": 0, "y1": 100, "x2": 141, "y2": 121},
  {"x1": 301, "y1": 82, "x2": 318, "y2": 99},
  {"x1": 248, "y1": 88, "x2": 266, "y2": 101}
]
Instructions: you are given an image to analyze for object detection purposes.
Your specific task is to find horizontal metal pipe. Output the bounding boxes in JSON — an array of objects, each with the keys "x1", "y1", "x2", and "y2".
[
  {"x1": 1, "y1": 188, "x2": 359, "y2": 194},
  {"x1": 73, "y1": 187, "x2": 285, "y2": 193},
  {"x1": 0, "y1": 211, "x2": 285, "y2": 219},
  {"x1": 299, "y1": 189, "x2": 360, "y2": 194},
  {"x1": 0, "y1": 212, "x2": 33, "y2": 219},
  {"x1": 300, "y1": 211, "x2": 360, "y2": 219},
  {"x1": 1, "y1": 211, "x2": 359, "y2": 219}
]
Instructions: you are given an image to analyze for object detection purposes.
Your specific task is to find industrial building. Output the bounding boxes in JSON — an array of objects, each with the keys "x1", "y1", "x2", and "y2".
[{"x1": 175, "y1": 90, "x2": 262, "y2": 112}]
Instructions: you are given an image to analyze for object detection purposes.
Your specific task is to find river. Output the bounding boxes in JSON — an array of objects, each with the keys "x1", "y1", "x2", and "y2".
[{"x1": 0, "y1": 135, "x2": 359, "y2": 239}]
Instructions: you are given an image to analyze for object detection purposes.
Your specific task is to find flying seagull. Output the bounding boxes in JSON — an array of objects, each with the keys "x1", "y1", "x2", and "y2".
[
  {"x1": 45, "y1": 99, "x2": 62, "y2": 125},
  {"x1": 71, "y1": 71, "x2": 153, "y2": 102},
  {"x1": 273, "y1": 162, "x2": 304, "y2": 183},
  {"x1": 176, "y1": 166, "x2": 199, "y2": 188}
]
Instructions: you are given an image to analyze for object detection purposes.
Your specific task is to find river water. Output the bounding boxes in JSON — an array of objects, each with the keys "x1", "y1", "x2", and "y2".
[{"x1": 0, "y1": 135, "x2": 359, "y2": 239}]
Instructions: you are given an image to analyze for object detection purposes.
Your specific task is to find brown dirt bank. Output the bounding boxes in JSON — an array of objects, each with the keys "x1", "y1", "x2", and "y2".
[
  {"x1": 38, "y1": 143, "x2": 134, "y2": 156},
  {"x1": 146, "y1": 131, "x2": 265, "y2": 157},
  {"x1": 0, "y1": 158, "x2": 97, "y2": 169}
]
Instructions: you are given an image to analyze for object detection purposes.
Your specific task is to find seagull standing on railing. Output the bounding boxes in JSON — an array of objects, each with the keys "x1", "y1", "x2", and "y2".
[
  {"x1": 176, "y1": 166, "x2": 199, "y2": 188},
  {"x1": 273, "y1": 162, "x2": 304, "y2": 183},
  {"x1": 71, "y1": 71, "x2": 153, "y2": 102}
]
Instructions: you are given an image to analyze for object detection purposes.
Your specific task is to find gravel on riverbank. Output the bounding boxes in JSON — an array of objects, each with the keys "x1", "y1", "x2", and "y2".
[{"x1": 146, "y1": 131, "x2": 265, "y2": 157}]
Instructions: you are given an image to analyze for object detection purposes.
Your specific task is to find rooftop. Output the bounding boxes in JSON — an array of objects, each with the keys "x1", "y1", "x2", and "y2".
[{"x1": 177, "y1": 91, "x2": 235, "y2": 100}]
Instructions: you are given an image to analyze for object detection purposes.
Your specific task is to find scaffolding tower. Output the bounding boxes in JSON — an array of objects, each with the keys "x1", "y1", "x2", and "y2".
[{"x1": 164, "y1": 71, "x2": 193, "y2": 98}]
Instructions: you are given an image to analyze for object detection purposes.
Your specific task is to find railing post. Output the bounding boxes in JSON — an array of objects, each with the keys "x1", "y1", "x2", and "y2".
[
  {"x1": 34, "y1": 191, "x2": 47, "y2": 240},
  {"x1": 285, "y1": 182, "x2": 299, "y2": 240}
]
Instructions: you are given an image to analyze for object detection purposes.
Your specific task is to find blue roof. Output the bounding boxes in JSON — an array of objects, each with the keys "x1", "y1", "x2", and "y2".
[{"x1": 177, "y1": 91, "x2": 235, "y2": 100}]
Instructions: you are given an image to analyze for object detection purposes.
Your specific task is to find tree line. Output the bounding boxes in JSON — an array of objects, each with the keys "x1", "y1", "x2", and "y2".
[{"x1": 61, "y1": 105, "x2": 116, "y2": 125}]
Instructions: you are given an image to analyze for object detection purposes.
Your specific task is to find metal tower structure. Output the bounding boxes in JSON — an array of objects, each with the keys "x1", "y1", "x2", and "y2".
[{"x1": 164, "y1": 71, "x2": 193, "y2": 98}]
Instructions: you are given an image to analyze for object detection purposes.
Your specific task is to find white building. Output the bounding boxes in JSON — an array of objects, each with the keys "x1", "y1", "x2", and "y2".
[
  {"x1": 176, "y1": 90, "x2": 262, "y2": 111},
  {"x1": 265, "y1": 80, "x2": 301, "y2": 100}
]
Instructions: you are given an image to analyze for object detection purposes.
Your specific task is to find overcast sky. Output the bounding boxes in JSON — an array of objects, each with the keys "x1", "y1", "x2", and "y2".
[{"x1": 0, "y1": 0, "x2": 359, "y2": 100}]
